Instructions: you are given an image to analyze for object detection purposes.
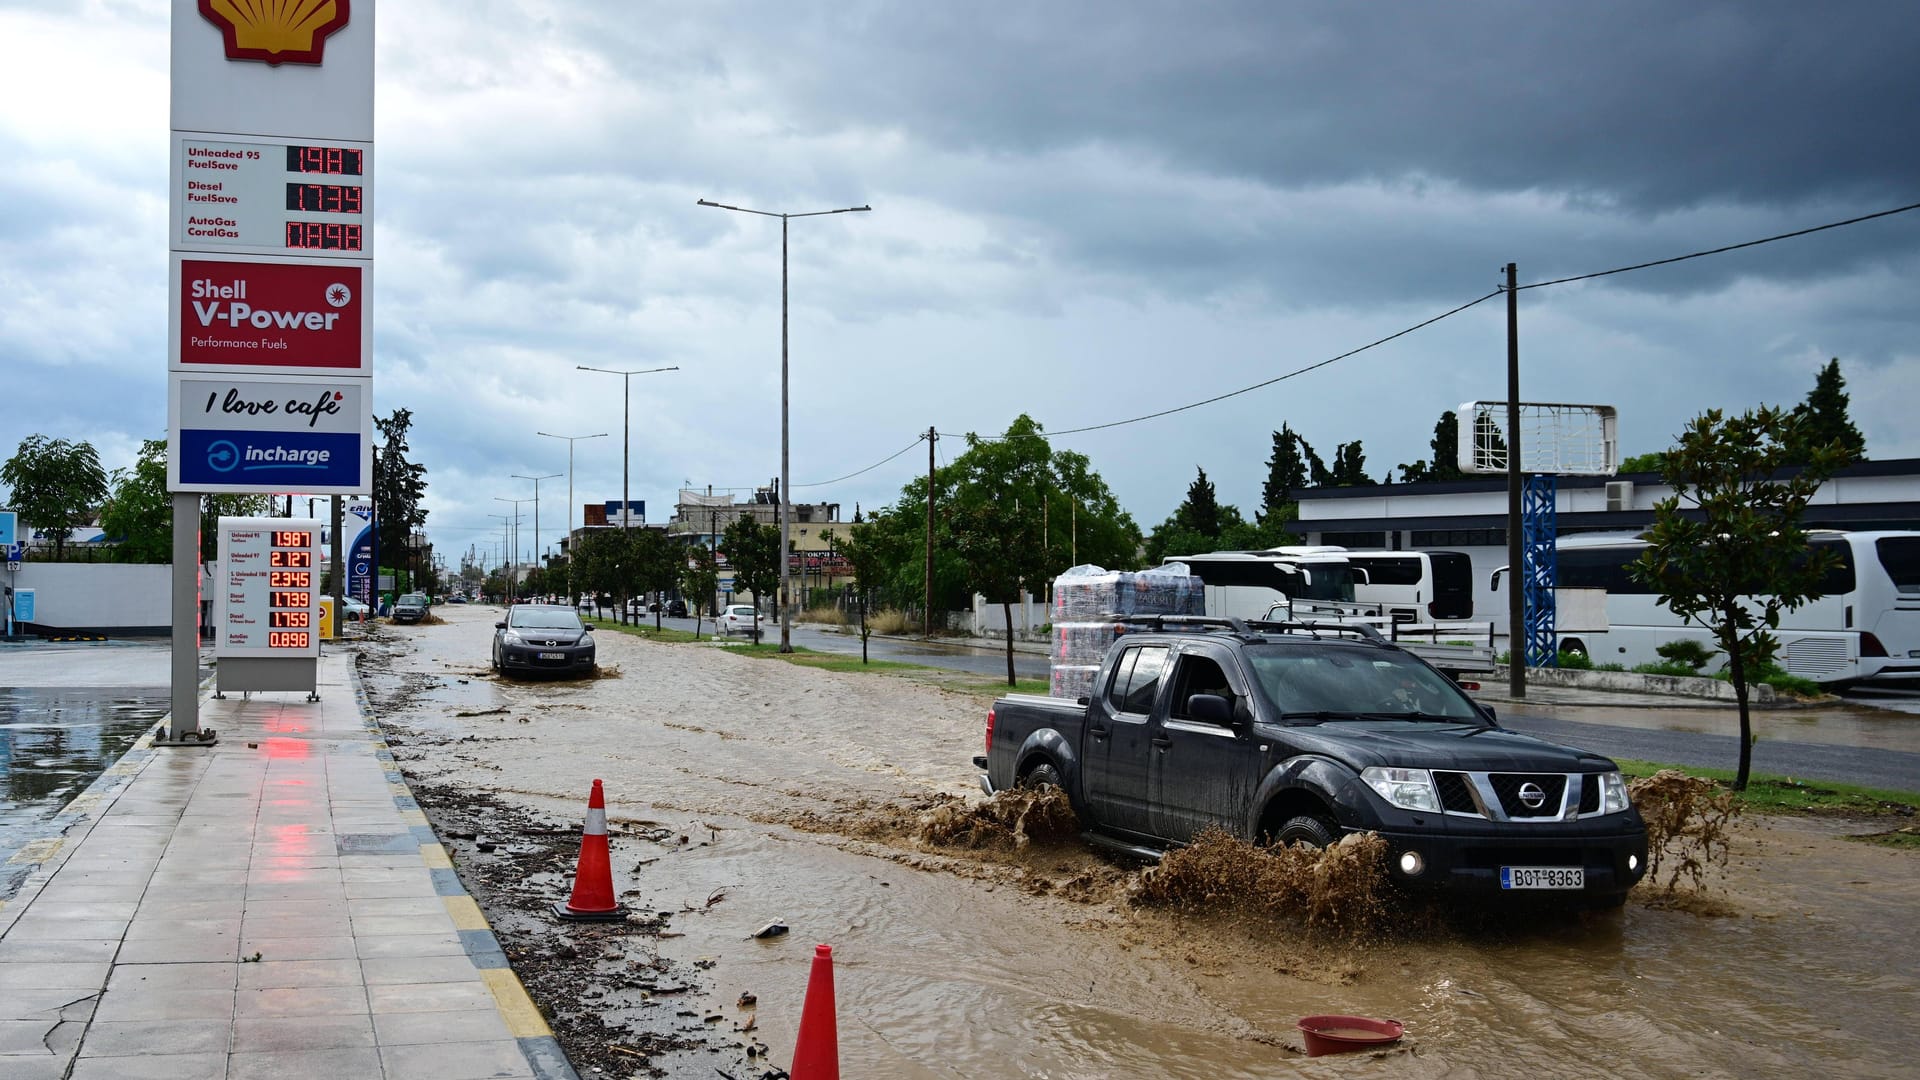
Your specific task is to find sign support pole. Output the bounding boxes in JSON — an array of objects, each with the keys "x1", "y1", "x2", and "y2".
[{"x1": 162, "y1": 492, "x2": 215, "y2": 746}]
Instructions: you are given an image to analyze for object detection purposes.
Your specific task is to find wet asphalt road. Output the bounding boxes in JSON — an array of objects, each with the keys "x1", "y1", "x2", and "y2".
[{"x1": 1496, "y1": 712, "x2": 1920, "y2": 792}]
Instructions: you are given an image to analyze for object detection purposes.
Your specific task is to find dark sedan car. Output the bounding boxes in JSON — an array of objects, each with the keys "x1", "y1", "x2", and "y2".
[
  {"x1": 392, "y1": 593, "x2": 430, "y2": 624},
  {"x1": 492, "y1": 604, "x2": 596, "y2": 677},
  {"x1": 666, "y1": 599, "x2": 687, "y2": 617}
]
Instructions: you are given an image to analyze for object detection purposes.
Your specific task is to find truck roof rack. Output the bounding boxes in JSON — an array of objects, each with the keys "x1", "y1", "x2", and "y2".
[{"x1": 1119, "y1": 614, "x2": 1390, "y2": 645}]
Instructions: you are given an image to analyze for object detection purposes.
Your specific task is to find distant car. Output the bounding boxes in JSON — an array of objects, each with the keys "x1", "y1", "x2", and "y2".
[
  {"x1": 449, "y1": 595, "x2": 468, "y2": 604},
  {"x1": 392, "y1": 594, "x2": 430, "y2": 624},
  {"x1": 719, "y1": 603, "x2": 761, "y2": 639},
  {"x1": 492, "y1": 604, "x2": 596, "y2": 677},
  {"x1": 341, "y1": 597, "x2": 370, "y2": 622},
  {"x1": 666, "y1": 599, "x2": 688, "y2": 618}
]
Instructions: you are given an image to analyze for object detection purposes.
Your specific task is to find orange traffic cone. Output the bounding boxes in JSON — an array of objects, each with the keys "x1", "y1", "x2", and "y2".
[
  {"x1": 553, "y1": 779, "x2": 627, "y2": 922},
  {"x1": 790, "y1": 943, "x2": 839, "y2": 1079}
]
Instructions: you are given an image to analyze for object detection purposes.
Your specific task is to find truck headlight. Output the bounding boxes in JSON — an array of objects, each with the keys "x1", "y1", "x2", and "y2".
[
  {"x1": 1598, "y1": 771, "x2": 1630, "y2": 814},
  {"x1": 1362, "y1": 767, "x2": 1441, "y2": 813}
]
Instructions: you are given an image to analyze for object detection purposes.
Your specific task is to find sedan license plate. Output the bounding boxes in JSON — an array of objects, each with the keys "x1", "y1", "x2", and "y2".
[
  {"x1": 538, "y1": 651, "x2": 566, "y2": 660},
  {"x1": 1501, "y1": 866, "x2": 1583, "y2": 890}
]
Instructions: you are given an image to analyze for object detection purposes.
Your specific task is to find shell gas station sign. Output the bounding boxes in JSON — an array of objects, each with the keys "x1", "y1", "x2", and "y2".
[
  {"x1": 169, "y1": 0, "x2": 373, "y2": 711},
  {"x1": 168, "y1": 0, "x2": 372, "y2": 498}
]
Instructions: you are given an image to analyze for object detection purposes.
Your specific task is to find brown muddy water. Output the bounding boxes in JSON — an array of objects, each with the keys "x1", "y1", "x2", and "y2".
[{"x1": 357, "y1": 607, "x2": 1920, "y2": 1079}]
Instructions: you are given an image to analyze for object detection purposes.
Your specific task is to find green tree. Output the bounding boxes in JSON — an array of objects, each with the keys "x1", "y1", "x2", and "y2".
[
  {"x1": 2, "y1": 434, "x2": 108, "y2": 560},
  {"x1": 1260, "y1": 425, "x2": 1310, "y2": 512},
  {"x1": 374, "y1": 409, "x2": 429, "y2": 584},
  {"x1": 680, "y1": 545, "x2": 719, "y2": 635},
  {"x1": 1791, "y1": 358, "x2": 1866, "y2": 465},
  {"x1": 1144, "y1": 466, "x2": 1263, "y2": 564},
  {"x1": 100, "y1": 439, "x2": 172, "y2": 563},
  {"x1": 1630, "y1": 406, "x2": 1850, "y2": 790},
  {"x1": 630, "y1": 527, "x2": 681, "y2": 628},
  {"x1": 1619, "y1": 451, "x2": 1669, "y2": 474},
  {"x1": 946, "y1": 417, "x2": 1057, "y2": 684},
  {"x1": 721, "y1": 516, "x2": 781, "y2": 638},
  {"x1": 1399, "y1": 411, "x2": 1465, "y2": 484},
  {"x1": 1328, "y1": 441, "x2": 1376, "y2": 487}
]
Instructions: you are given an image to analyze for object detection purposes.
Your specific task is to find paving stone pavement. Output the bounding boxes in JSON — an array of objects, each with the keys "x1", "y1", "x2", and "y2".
[{"x1": 0, "y1": 648, "x2": 575, "y2": 1080}]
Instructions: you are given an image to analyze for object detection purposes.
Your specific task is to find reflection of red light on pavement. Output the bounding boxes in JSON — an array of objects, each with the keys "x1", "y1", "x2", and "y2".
[
  {"x1": 265, "y1": 716, "x2": 309, "y2": 734},
  {"x1": 259, "y1": 738, "x2": 309, "y2": 759}
]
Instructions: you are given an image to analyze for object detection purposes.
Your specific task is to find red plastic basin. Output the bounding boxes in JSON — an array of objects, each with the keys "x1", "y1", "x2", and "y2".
[{"x1": 1297, "y1": 1015, "x2": 1405, "y2": 1057}]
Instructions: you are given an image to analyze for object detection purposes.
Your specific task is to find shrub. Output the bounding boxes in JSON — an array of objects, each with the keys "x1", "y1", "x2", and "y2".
[
  {"x1": 1556, "y1": 649, "x2": 1594, "y2": 670},
  {"x1": 866, "y1": 608, "x2": 916, "y2": 635},
  {"x1": 802, "y1": 605, "x2": 847, "y2": 626},
  {"x1": 1595, "y1": 662, "x2": 1627, "y2": 672},
  {"x1": 1632, "y1": 660, "x2": 1701, "y2": 678},
  {"x1": 1655, "y1": 639, "x2": 1718, "y2": 671},
  {"x1": 1710, "y1": 662, "x2": 1824, "y2": 699}
]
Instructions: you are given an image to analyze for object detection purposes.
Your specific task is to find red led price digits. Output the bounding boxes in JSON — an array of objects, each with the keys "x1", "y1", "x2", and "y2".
[
  {"x1": 269, "y1": 571, "x2": 311, "y2": 588},
  {"x1": 268, "y1": 631, "x2": 310, "y2": 649},
  {"x1": 285, "y1": 145, "x2": 364, "y2": 176},
  {"x1": 284, "y1": 222, "x2": 363, "y2": 251}
]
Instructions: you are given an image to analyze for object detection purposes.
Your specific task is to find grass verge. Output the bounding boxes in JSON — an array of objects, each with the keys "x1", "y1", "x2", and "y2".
[{"x1": 1612, "y1": 757, "x2": 1919, "y2": 818}]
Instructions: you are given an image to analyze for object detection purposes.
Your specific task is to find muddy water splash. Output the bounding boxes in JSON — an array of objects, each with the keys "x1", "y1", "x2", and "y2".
[
  {"x1": 1632, "y1": 769, "x2": 1741, "y2": 897},
  {"x1": 1134, "y1": 827, "x2": 1391, "y2": 938}
]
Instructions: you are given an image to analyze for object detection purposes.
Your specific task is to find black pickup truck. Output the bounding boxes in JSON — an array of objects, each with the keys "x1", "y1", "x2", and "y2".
[{"x1": 976, "y1": 618, "x2": 1648, "y2": 907}]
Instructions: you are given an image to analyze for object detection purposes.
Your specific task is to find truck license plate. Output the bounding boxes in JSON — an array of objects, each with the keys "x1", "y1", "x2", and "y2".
[
  {"x1": 1501, "y1": 866, "x2": 1583, "y2": 890},
  {"x1": 538, "y1": 651, "x2": 565, "y2": 660}
]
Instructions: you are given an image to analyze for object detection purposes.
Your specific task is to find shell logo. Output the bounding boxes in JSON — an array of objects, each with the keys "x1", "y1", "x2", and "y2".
[{"x1": 199, "y1": 0, "x2": 351, "y2": 67}]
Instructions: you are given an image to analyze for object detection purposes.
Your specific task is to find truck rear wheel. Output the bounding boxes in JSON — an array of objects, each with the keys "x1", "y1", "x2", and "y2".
[
  {"x1": 1275, "y1": 815, "x2": 1337, "y2": 849},
  {"x1": 1020, "y1": 763, "x2": 1063, "y2": 790}
]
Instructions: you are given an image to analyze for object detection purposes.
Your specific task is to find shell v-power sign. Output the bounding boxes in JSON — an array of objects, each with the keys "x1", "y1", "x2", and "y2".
[{"x1": 168, "y1": 0, "x2": 374, "y2": 497}]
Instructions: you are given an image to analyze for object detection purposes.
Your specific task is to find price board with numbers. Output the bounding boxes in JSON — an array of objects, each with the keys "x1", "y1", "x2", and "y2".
[{"x1": 217, "y1": 516, "x2": 321, "y2": 660}]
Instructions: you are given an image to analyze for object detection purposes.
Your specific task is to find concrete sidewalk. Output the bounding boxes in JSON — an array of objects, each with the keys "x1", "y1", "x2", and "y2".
[{"x1": 0, "y1": 647, "x2": 573, "y2": 1079}]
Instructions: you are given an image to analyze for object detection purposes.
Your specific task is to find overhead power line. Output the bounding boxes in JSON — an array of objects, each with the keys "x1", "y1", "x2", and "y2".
[
  {"x1": 1518, "y1": 200, "x2": 1920, "y2": 291},
  {"x1": 790, "y1": 436, "x2": 927, "y2": 489}
]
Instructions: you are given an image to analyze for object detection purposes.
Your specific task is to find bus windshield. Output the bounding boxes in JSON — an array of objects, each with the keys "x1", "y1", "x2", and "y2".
[{"x1": 1294, "y1": 565, "x2": 1357, "y2": 603}]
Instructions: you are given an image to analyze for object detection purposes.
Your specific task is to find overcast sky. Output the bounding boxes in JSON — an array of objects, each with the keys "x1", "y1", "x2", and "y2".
[{"x1": 4, "y1": 0, "x2": 1917, "y2": 567}]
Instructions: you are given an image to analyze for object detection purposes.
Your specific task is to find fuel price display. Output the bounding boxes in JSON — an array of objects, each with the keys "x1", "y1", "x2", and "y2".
[
  {"x1": 179, "y1": 136, "x2": 371, "y2": 256},
  {"x1": 218, "y1": 519, "x2": 321, "y2": 658}
]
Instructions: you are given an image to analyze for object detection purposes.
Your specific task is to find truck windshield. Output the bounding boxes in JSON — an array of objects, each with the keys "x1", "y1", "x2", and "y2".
[{"x1": 1242, "y1": 646, "x2": 1482, "y2": 722}]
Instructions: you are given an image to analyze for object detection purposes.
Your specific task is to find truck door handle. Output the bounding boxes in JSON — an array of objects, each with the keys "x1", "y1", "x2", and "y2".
[
  {"x1": 1089, "y1": 725, "x2": 1110, "y2": 739},
  {"x1": 1151, "y1": 737, "x2": 1173, "y2": 749}
]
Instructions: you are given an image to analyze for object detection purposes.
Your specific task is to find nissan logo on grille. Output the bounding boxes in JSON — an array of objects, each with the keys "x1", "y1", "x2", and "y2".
[{"x1": 1518, "y1": 782, "x2": 1548, "y2": 808}]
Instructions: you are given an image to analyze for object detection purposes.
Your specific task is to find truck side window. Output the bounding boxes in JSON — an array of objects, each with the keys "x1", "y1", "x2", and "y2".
[
  {"x1": 1119, "y1": 645, "x2": 1169, "y2": 715},
  {"x1": 1104, "y1": 649, "x2": 1139, "y2": 711},
  {"x1": 1170, "y1": 654, "x2": 1234, "y2": 723}
]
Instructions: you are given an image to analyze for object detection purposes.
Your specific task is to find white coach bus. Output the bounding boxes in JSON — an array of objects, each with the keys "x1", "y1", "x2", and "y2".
[{"x1": 1544, "y1": 531, "x2": 1920, "y2": 686}]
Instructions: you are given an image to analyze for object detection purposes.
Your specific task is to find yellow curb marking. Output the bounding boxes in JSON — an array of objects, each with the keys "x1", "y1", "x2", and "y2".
[
  {"x1": 419, "y1": 843, "x2": 452, "y2": 869},
  {"x1": 399, "y1": 809, "x2": 428, "y2": 826},
  {"x1": 7, "y1": 839, "x2": 63, "y2": 865},
  {"x1": 480, "y1": 968, "x2": 552, "y2": 1039},
  {"x1": 443, "y1": 894, "x2": 490, "y2": 931},
  {"x1": 387, "y1": 783, "x2": 411, "y2": 797}
]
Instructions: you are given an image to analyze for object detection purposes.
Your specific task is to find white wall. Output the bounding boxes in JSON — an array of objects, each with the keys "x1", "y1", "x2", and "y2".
[{"x1": 6, "y1": 564, "x2": 173, "y2": 632}]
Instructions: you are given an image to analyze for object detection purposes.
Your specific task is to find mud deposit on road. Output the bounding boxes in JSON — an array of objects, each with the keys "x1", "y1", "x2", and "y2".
[
  {"x1": 358, "y1": 608, "x2": 1920, "y2": 1079},
  {"x1": 408, "y1": 781, "x2": 774, "y2": 1079}
]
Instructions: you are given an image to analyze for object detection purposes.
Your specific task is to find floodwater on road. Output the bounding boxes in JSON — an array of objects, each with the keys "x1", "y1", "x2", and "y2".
[
  {"x1": 0, "y1": 642, "x2": 173, "y2": 886},
  {"x1": 365, "y1": 607, "x2": 1920, "y2": 1079}
]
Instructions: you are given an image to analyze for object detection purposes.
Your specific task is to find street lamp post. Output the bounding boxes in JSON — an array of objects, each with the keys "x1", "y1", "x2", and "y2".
[
  {"x1": 577, "y1": 365, "x2": 680, "y2": 622},
  {"x1": 511, "y1": 472, "x2": 561, "y2": 598},
  {"x1": 696, "y1": 196, "x2": 871, "y2": 652},
  {"x1": 493, "y1": 498, "x2": 527, "y2": 602},
  {"x1": 537, "y1": 431, "x2": 608, "y2": 602}
]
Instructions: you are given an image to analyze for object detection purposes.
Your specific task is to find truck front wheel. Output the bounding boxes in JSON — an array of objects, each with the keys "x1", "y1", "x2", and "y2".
[
  {"x1": 1020, "y1": 762, "x2": 1063, "y2": 790},
  {"x1": 1275, "y1": 815, "x2": 1337, "y2": 849}
]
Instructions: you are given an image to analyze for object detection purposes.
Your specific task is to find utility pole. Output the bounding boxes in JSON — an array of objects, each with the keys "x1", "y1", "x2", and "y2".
[
  {"x1": 1505, "y1": 261, "x2": 1526, "y2": 700},
  {"x1": 924, "y1": 426, "x2": 936, "y2": 639}
]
